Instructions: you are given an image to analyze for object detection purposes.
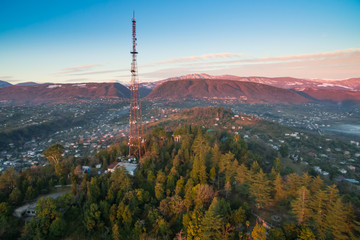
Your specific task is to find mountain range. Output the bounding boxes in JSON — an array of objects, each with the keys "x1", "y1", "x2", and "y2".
[
  {"x1": 1, "y1": 74, "x2": 359, "y2": 105},
  {"x1": 144, "y1": 74, "x2": 360, "y2": 103},
  {"x1": 146, "y1": 79, "x2": 311, "y2": 104},
  {"x1": 0, "y1": 83, "x2": 130, "y2": 105},
  {"x1": 0, "y1": 80, "x2": 12, "y2": 88},
  {"x1": 157, "y1": 73, "x2": 360, "y2": 91}
]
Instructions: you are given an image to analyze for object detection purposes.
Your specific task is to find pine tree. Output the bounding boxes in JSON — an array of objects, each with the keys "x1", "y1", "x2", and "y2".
[
  {"x1": 287, "y1": 173, "x2": 302, "y2": 198},
  {"x1": 236, "y1": 163, "x2": 248, "y2": 184},
  {"x1": 249, "y1": 169, "x2": 272, "y2": 209},
  {"x1": 192, "y1": 130, "x2": 209, "y2": 157},
  {"x1": 199, "y1": 198, "x2": 224, "y2": 240},
  {"x1": 326, "y1": 185, "x2": 339, "y2": 208},
  {"x1": 84, "y1": 203, "x2": 103, "y2": 232},
  {"x1": 155, "y1": 182, "x2": 164, "y2": 201},
  {"x1": 343, "y1": 202, "x2": 360, "y2": 239},
  {"x1": 175, "y1": 177, "x2": 185, "y2": 196},
  {"x1": 283, "y1": 223, "x2": 300, "y2": 239},
  {"x1": 297, "y1": 227, "x2": 316, "y2": 240},
  {"x1": 231, "y1": 134, "x2": 248, "y2": 162},
  {"x1": 291, "y1": 186, "x2": 311, "y2": 224},
  {"x1": 70, "y1": 175, "x2": 77, "y2": 196},
  {"x1": 224, "y1": 181, "x2": 231, "y2": 199},
  {"x1": 112, "y1": 223, "x2": 121, "y2": 240},
  {"x1": 49, "y1": 217, "x2": 67, "y2": 238},
  {"x1": 209, "y1": 167, "x2": 216, "y2": 185},
  {"x1": 116, "y1": 202, "x2": 132, "y2": 226},
  {"x1": 269, "y1": 167, "x2": 277, "y2": 181},
  {"x1": 9, "y1": 187, "x2": 22, "y2": 204},
  {"x1": 250, "y1": 161, "x2": 260, "y2": 177},
  {"x1": 231, "y1": 206, "x2": 246, "y2": 228},
  {"x1": 219, "y1": 152, "x2": 237, "y2": 183},
  {"x1": 210, "y1": 144, "x2": 221, "y2": 169},
  {"x1": 268, "y1": 228, "x2": 286, "y2": 240},
  {"x1": 156, "y1": 170, "x2": 167, "y2": 183},
  {"x1": 273, "y1": 158, "x2": 281, "y2": 173},
  {"x1": 326, "y1": 198, "x2": 348, "y2": 240},
  {"x1": 25, "y1": 186, "x2": 36, "y2": 200},
  {"x1": 273, "y1": 173, "x2": 286, "y2": 203},
  {"x1": 309, "y1": 175, "x2": 323, "y2": 194},
  {"x1": 309, "y1": 189, "x2": 327, "y2": 239},
  {"x1": 190, "y1": 155, "x2": 207, "y2": 185},
  {"x1": 186, "y1": 209, "x2": 204, "y2": 240},
  {"x1": 301, "y1": 173, "x2": 312, "y2": 189},
  {"x1": 251, "y1": 223, "x2": 266, "y2": 240},
  {"x1": 87, "y1": 177, "x2": 101, "y2": 204},
  {"x1": 184, "y1": 179, "x2": 194, "y2": 210}
]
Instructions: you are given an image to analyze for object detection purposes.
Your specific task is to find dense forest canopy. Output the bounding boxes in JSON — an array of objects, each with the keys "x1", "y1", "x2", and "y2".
[{"x1": 1, "y1": 108, "x2": 360, "y2": 239}]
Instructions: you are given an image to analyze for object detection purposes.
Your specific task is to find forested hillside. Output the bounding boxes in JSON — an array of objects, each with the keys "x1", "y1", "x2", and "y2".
[{"x1": 0, "y1": 108, "x2": 359, "y2": 239}]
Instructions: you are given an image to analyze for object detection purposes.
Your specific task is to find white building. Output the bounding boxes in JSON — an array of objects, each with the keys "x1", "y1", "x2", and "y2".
[{"x1": 108, "y1": 162, "x2": 138, "y2": 176}]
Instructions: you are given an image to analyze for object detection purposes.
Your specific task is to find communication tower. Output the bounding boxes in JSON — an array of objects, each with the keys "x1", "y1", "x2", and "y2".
[{"x1": 129, "y1": 12, "x2": 143, "y2": 157}]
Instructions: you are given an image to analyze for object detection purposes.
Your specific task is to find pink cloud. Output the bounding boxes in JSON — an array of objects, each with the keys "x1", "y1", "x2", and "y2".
[
  {"x1": 69, "y1": 69, "x2": 125, "y2": 76},
  {"x1": 64, "y1": 64, "x2": 100, "y2": 71},
  {"x1": 51, "y1": 49, "x2": 359, "y2": 83},
  {"x1": 148, "y1": 52, "x2": 243, "y2": 66},
  {"x1": 139, "y1": 49, "x2": 360, "y2": 81},
  {"x1": 62, "y1": 78, "x2": 89, "y2": 83},
  {"x1": 55, "y1": 63, "x2": 109, "y2": 75},
  {"x1": 0, "y1": 76, "x2": 13, "y2": 80},
  {"x1": 207, "y1": 51, "x2": 360, "y2": 80},
  {"x1": 231, "y1": 48, "x2": 360, "y2": 65}
]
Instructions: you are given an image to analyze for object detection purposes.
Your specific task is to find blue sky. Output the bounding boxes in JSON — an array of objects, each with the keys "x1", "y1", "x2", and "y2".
[{"x1": 0, "y1": 0, "x2": 359, "y2": 84}]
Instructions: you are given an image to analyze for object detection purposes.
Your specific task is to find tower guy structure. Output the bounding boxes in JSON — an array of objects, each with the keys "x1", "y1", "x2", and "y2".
[{"x1": 129, "y1": 12, "x2": 143, "y2": 158}]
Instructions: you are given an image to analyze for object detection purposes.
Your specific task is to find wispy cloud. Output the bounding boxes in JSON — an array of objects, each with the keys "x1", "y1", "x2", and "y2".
[
  {"x1": 226, "y1": 48, "x2": 360, "y2": 65},
  {"x1": 0, "y1": 76, "x2": 14, "y2": 80},
  {"x1": 55, "y1": 63, "x2": 109, "y2": 75},
  {"x1": 145, "y1": 49, "x2": 360, "y2": 68},
  {"x1": 51, "y1": 49, "x2": 360, "y2": 84},
  {"x1": 172, "y1": 49, "x2": 360, "y2": 68},
  {"x1": 138, "y1": 49, "x2": 360, "y2": 81},
  {"x1": 62, "y1": 78, "x2": 90, "y2": 83},
  {"x1": 64, "y1": 64, "x2": 100, "y2": 71},
  {"x1": 146, "y1": 53, "x2": 243, "y2": 66},
  {"x1": 68, "y1": 69, "x2": 127, "y2": 76},
  {"x1": 142, "y1": 68, "x2": 195, "y2": 79}
]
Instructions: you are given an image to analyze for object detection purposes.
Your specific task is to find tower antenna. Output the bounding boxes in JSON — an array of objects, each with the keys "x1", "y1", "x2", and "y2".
[{"x1": 129, "y1": 12, "x2": 143, "y2": 158}]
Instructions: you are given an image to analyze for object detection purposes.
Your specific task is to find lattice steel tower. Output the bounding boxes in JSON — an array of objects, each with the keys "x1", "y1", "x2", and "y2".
[{"x1": 129, "y1": 12, "x2": 143, "y2": 157}]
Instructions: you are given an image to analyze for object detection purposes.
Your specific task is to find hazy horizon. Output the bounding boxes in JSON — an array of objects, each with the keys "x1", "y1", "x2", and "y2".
[{"x1": 2, "y1": 72, "x2": 360, "y2": 86}]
